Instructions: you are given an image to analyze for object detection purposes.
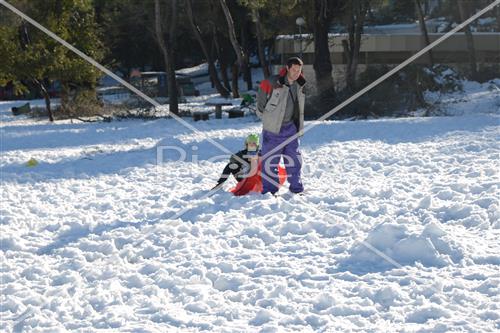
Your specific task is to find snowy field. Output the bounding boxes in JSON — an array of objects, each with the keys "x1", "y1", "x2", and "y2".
[{"x1": 1, "y1": 80, "x2": 499, "y2": 332}]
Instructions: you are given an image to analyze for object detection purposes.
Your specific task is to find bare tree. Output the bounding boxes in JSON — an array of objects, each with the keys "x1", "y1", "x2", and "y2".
[
  {"x1": 185, "y1": 0, "x2": 229, "y2": 97},
  {"x1": 342, "y1": 0, "x2": 369, "y2": 92},
  {"x1": 239, "y1": 13, "x2": 253, "y2": 91},
  {"x1": 154, "y1": 0, "x2": 178, "y2": 114},
  {"x1": 219, "y1": 0, "x2": 250, "y2": 98},
  {"x1": 238, "y1": 0, "x2": 270, "y2": 79},
  {"x1": 252, "y1": 8, "x2": 271, "y2": 78},
  {"x1": 312, "y1": 0, "x2": 336, "y2": 98},
  {"x1": 415, "y1": 0, "x2": 434, "y2": 65},
  {"x1": 210, "y1": 22, "x2": 232, "y2": 92},
  {"x1": 457, "y1": 0, "x2": 478, "y2": 78}
]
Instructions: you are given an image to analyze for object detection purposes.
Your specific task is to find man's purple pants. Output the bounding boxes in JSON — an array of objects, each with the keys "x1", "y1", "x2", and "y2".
[{"x1": 261, "y1": 122, "x2": 304, "y2": 194}]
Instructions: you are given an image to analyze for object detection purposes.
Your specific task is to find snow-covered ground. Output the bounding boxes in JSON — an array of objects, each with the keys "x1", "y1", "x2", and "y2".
[{"x1": 1, "y1": 79, "x2": 499, "y2": 332}]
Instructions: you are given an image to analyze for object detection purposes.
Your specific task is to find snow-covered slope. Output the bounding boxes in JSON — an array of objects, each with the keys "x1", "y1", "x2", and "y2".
[{"x1": 1, "y1": 80, "x2": 499, "y2": 332}]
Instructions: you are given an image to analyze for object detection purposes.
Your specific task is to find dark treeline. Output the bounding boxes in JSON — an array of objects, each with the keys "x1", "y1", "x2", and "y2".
[{"x1": 1, "y1": 0, "x2": 498, "y2": 121}]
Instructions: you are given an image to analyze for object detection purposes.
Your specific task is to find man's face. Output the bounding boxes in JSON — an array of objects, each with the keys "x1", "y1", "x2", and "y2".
[{"x1": 287, "y1": 64, "x2": 302, "y2": 82}]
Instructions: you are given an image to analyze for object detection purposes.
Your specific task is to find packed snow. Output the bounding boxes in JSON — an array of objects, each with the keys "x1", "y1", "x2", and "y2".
[{"x1": 1, "y1": 78, "x2": 499, "y2": 332}]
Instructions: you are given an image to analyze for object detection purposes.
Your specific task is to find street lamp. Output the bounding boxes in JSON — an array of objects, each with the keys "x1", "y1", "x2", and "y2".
[{"x1": 295, "y1": 17, "x2": 306, "y2": 59}]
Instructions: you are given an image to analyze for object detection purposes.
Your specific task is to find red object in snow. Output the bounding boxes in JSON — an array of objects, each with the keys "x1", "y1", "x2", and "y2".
[{"x1": 230, "y1": 161, "x2": 287, "y2": 196}]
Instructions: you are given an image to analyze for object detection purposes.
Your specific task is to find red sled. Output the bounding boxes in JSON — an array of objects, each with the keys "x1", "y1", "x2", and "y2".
[{"x1": 229, "y1": 161, "x2": 287, "y2": 196}]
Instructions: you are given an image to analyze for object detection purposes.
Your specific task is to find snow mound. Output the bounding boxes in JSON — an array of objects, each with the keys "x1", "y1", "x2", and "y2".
[
  {"x1": 425, "y1": 79, "x2": 500, "y2": 116},
  {"x1": 341, "y1": 222, "x2": 465, "y2": 273}
]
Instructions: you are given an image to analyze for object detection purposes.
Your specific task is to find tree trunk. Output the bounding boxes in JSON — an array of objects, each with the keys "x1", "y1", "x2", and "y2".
[
  {"x1": 60, "y1": 82, "x2": 70, "y2": 117},
  {"x1": 211, "y1": 24, "x2": 231, "y2": 91},
  {"x1": 240, "y1": 17, "x2": 253, "y2": 91},
  {"x1": 168, "y1": 0, "x2": 179, "y2": 113},
  {"x1": 231, "y1": 63, "x2": 240, "y2": 98},
  {"x1": 267, "y1": 38, "x2": 276, "y2": 73},
  {"x1": 351, "y1": 0, "x2": 366, "y2": 90},
  {"x1": 154, "y1": 0, "x2": 178, "y2": 114},
  {"x1": 496, "y1": 5, "x2": 500, "y2": 32},
  {"x1": 33, "y1": 79, "x2": 54, "y2": 122},
  {"x1": 208, "y1": 0, "x2": 231, "y2": 92},
  {"x1": 312, "y1": 0, "x2": 336, "y2": 98},
  {"x1": 220, "y1": 61, "x2": 231, "y2": 92},
  {"x1": 219, "y1": 0, "x2": 248, "y2": 97},
  {"x1": 415, "y1": 0, "x2": 434, "y2": 65},
  {"x1": 186, "y1": 0, "x2": 229, "y2": 97},
  {"x1": 344, "y1": 0, "x2": 368, "y2": 92},
  {"x1": 458, "y1": 0, "x2": 478, "y2": 78},
  {"x1": 342, "y1": 39, "x2": 352, "y2": 90},
  {"x1": 253, "y1": 8, "x2": 270, "y2": 79},
  {"x1": 209, "y1": 31, "x2": 216, "y2": 89},
  {"x1": 344, "y1": 0, "x2": 356, "y2": 92}
]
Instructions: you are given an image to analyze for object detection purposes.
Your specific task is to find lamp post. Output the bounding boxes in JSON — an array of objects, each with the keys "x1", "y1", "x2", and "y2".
[{"x1": 295, "y1": 17, "x2": 306, "y2": 59}]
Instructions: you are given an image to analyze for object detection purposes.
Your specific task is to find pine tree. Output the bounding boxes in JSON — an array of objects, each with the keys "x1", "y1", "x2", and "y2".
[{"x1": 0, "y1": 0, "x2": 105, "y2": 121}]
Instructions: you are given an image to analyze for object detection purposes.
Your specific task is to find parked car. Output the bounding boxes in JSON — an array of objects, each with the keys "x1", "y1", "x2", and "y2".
[{"x1": 131, "y1": 71, "x2": 199, "y2": 99}]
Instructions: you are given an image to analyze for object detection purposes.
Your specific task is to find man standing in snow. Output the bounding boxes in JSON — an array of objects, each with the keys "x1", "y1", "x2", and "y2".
[{"x1": 256, "y1": 57, "x2": 306, "y2": 195}]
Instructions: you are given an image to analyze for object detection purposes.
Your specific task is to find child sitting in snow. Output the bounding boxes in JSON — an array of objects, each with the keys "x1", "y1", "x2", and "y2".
[{"x1": 211, "y1": 134, "x2": 261, "y2": 191}]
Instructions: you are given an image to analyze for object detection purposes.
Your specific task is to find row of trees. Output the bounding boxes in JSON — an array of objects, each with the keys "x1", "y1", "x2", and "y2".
[
  {"x1": 1, "y1": 0, "x2": 498, "y2": 121},
  {"x1": 0, "y1": 0, "x2": 103, "y2": 121}
]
